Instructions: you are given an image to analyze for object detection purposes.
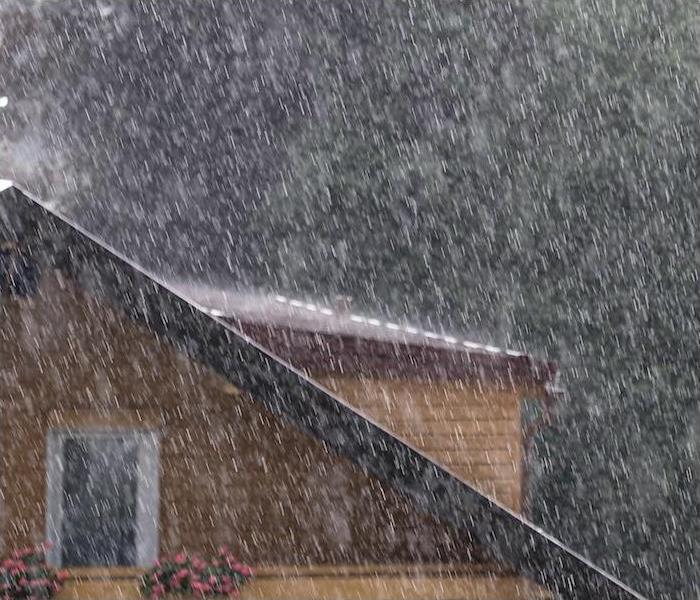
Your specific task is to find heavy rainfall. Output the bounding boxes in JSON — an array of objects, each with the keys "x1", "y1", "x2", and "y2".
[{"x1": 0, "y1": 2, "x2": 697, "y2": 600}]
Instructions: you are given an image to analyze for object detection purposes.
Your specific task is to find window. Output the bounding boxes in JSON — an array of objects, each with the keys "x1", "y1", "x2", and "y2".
[{"x1": 45, "y1": 429, "x2": 161, "y2": 568}]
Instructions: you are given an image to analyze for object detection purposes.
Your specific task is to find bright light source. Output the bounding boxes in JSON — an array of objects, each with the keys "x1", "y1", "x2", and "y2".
[{"x1": 0, "y1": 97, "x2": 8, "y2": 108}]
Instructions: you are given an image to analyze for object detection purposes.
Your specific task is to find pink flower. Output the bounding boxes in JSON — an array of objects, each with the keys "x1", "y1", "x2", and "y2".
[
  {"x1": 238, "y1": 565, "x2": 253, "y2": 578},
  {"x1": 191, "y1": 581, "x2": 212, "y2": 595},
  {"x1": 191, "y1": 557, "x2": 206, "y2": 571},
  {"x1": 176, "y1": 568, "x2": 189, "y2": 580},
  {"x1": 174, "y1": 552, "x2": 188, "y2": 565}
]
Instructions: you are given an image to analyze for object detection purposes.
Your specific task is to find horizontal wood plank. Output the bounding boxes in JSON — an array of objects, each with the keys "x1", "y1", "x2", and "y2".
[
  {"x1": 383, "y1": 418, "x2": 519, "y2": 438},
  {"x1": 57, "y1": 565, "x2": 551, "y2": 600}
]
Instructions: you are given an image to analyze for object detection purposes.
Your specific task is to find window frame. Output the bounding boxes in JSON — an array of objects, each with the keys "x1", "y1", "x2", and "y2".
[{"x1": 45, "y1": 427, "x2": 161, "y2": 568}]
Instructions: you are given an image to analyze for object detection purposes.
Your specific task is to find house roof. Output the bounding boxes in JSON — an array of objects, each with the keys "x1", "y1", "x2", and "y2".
[
  {"x1": 0, "y1": 182, "x2": 646, "y2": 600},
  {"x1": 175, "y1": 282, "x2": 557, "y2": 388},
  {"x1": 178, "y1": 282, "x2": 523, "y2": 355}
]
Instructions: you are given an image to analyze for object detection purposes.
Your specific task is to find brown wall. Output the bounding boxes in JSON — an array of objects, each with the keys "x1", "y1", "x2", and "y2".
[
  {"x1": 317, "y1": 377, "x2": 524, "y2": 512},
  {"x1": 0, "y1": 270, "x2": 485, "y2": 566}
]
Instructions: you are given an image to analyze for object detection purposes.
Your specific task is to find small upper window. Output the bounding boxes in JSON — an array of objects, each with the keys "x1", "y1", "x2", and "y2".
[{"x1": 45, "y1": 429, "x2": 161, "y2": 568}]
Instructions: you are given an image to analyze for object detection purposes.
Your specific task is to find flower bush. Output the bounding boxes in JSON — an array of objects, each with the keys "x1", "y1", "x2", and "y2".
[
  {"x1": 0, "y1": 543, "x2": 69, "y2": 599},
  {"x1": 140, "y1": 547, "x2": 253, "y2": 599}
]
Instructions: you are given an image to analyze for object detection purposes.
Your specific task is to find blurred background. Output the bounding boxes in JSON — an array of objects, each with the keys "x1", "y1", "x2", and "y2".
[{"x1": 0, "y1": 2, "x2": 697, "y2": 598}]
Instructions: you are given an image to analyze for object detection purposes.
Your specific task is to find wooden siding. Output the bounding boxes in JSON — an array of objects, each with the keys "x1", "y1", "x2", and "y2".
[
  {"x1": 0, "y1": 270, "x2": 550, "y2": 599},
  {"x1": 318, "y1": 376, "x2": 524, "y2": 512},
  {"x1": 0, "y1": 271, "x2": 483, "y2": 565}
]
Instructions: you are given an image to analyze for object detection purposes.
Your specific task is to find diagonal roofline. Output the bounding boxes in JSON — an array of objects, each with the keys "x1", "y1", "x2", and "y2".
[
  {"x1": 173, "y1": 281, "x2": 558, "y2": 389},
  {"x1": 0, "y1": 182, "x2": 647, "y2": 600}
]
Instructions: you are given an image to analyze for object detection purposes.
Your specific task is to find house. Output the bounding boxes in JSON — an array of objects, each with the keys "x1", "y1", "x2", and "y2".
[
  {"x1": 176, "y1": 283, "x2": 559, "y2": 515},
  {"x1": 0, "y1": 182, "x2": 645, "y2": 600}
]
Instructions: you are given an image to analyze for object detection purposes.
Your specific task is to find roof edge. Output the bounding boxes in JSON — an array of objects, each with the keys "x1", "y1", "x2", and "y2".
[{"x1": 0, "y1": 184, "x2": 646, "y2": 600}]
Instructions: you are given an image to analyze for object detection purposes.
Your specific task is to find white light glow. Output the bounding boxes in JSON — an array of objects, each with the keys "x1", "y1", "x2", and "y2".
[{"x1": 265, "y1": 293, "x2": 525, "y2": 358}]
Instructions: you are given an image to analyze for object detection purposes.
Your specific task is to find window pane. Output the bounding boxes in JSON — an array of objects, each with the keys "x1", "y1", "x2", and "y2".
[{"x1": 61, "y1": 437, "x2": 139, "y2": 567}]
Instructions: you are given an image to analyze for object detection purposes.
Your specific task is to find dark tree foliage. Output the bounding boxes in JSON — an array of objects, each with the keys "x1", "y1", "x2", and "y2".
[{"x1": 0, "y1": 1, "x2": 697, "y2": 598}]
